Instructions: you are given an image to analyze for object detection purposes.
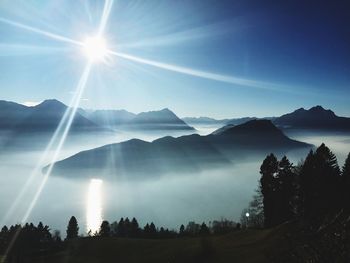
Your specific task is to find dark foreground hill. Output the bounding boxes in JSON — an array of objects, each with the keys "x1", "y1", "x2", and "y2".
[
  {"x1": 46, "y1": 120, "x2": 311, "y2": 178},
  {"x1": 50, "y1": 229, "x2": 289, "y2": 263},
  {"x1": 11, "y1": 219, "x2": 349, "y2": 263}
]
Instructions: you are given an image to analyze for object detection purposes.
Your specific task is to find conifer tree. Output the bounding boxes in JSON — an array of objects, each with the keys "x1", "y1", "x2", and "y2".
[{"x1": 66, "y1": 216, "x2": 79, "y2": 240}]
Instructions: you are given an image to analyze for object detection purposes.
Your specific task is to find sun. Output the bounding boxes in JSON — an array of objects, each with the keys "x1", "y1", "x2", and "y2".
[{"x1": 82, "y1": 36, "x2": 108, "y2": 62}]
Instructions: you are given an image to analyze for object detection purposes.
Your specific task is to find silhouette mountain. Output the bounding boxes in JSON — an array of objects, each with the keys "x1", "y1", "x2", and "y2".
[
  {"x1": 0, "y1": 100, "x2": 29, "y2": 129},
  {"x1": 85, "y1": 108, "x2": 194, "y2": 130},
  {"x1": 273, "y1": 105, "x2": 350, "y2": 130},
  {"x1": 127, "y1": 108, "x2": 194, "y2": 130},
  {"x1": 0, "y1": 99, "x2": 99, "y2": 132},
  {"x1": 0, "y1": 100, "x2": 193, "y2": 132},
  {"x1": 209, "y1": 120, "x2": 307, "y2": 150},
  {"x1": 46, "y1": 120, "x2": 310, "y2": 178}
]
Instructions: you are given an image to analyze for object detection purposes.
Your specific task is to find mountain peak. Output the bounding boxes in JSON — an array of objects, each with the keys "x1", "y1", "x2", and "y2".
[
  {"x1": 273, "y1": 105, "x2": 347, "y2": 130},
  {"x1": 231, "y1": 119, "x2": 279, "y2": 132},
  {"x1": 213, "y1": 119, "x2": 281, "y2": 136},
  {"x1": 308, "y1": 105, "x2": 335, "y2": 116},
  {"x1": 310, "y1": 105, "x2": 325, "y2": 111},
  {"x1": 36, "y1": 99, "x2": 67, "y2": 109}
]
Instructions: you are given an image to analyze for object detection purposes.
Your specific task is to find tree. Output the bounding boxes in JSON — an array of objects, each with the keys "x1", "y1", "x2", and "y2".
[
  {"x1": 130, "y1": 218, "x2": 140, "y2": 237},
  {"x1": 275, "y1": 156, "x2": 296, "y2": 223},
  {"x1": 241, "y1": 190, "x2": 264, "y2": 228},
  {"x1": 179, "y1": 224, "x2": 185, "y2": 236},
  {"x1": 143, "y1": 223, "x2": 150, "y2": 237},
  {"x1": 53, "y1": 230, "x2": 62, "y2": 242},
  {"x1": 299, "y1": 144, "x2": 341, "y2": 224},
  {"x1": 186, "y1": 221, "x2": 200, "y2": 236},
  {"x1": 212, "y1": 218, "x2": 236, "y2": 234},
  {"x1": 199, "y1": 223, "x2": 210, "y2": 235},
  {"x1": 66, "y1": 216, "x2": 79, "y2": 240},
  {"x1": 99, "y1": 221, "x2": 111, "y2": 237},
  {"x1": 124, "y1": 218, "x2": 131, "y2": 237},
  {"x1": 260, "y1": 153, "x2": 278, "y2": 227},
  {"x1": 342, "y1": 153, "x2": 350, "y2": 210},
  {"x1": 149, "y1": 223, "x2": 157, "y2": 238},
  {"x1": 117, "y1": 218, "x2": 125, "y2": 237}
]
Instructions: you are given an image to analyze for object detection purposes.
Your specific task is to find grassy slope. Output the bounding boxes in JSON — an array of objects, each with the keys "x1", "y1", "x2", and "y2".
[{"x1": 38, "y1": 226, "x2": 291, "y2": 263}]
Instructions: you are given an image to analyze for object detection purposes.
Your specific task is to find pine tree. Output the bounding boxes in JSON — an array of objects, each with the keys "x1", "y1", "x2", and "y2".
[
  {"x1": 117, "y1": 218, "x2": 125, "y2": 237},
  {"x1": 199, "y1": 223, "x2": 210, "y2": 235},
  {"x1": 179, "y1": 224, "x2": 185, "y2": 236},
  {"x1": 130, "y1": 217, "x2": 139, "y2": 237},
  {"x1": 99, "y1": 221, "x2": 111, "y2": 237},
  {"x1": 276, "y1": 156, "x2": 296, "y2": 223},
  {"x1": 342, "y1": 153, "x2": 350, "y2": 210},
  {"x1": 66, "y1": 216, "x2": 79, "y2": 240},
  {"x1": 149, "y1": 223, "x2": 157, "y2": 238},
  {"x1": 143, "y1": 223, "x2": 150, "y2": 238},
  {"x1": 300, "y1": 144, "x2": 341, "y2": 224},
  {"x1": 260, "y1": 153, "x2": 278, "y2": 227},
  {"x1": 124, "y1": 218, "x2": 131, "y2": 237}
]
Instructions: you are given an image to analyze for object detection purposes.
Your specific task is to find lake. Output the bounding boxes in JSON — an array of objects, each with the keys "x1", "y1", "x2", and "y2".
[{"x1": 0, "y1": 126, "x2": 349, "y2": 236}]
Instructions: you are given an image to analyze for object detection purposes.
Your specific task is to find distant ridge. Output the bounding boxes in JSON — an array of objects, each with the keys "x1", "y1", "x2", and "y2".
[
  {"x1": 2, "y1": 100, "x2": 349, "y2": 132},
  {"x1": 273, "y1": 105, "x2": 350, "y2": 130},
  {"x1": 0, "y1": 99, "x2": 99, "y2": 132},
  {"x1": 87, "y1": 108, "x2": 194, "y2": 130},
  {"x1": 0, "y1": 100, "x2": 194, "y2": 132},
  {"x1": 184, "y1": 105, "x2": 350, "y2": 131},
  {"x1": 46, "y1": 120, "x2": 311, "y2": 179}
]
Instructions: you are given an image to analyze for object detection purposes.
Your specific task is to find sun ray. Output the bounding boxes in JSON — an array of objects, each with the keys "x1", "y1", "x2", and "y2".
[
  {"x1": 22, "y1": 61, "x2": 93, "y2": 223},
  {"x1": 107, "y1": 50, "x2": 283, "y2": 92},
  {"x1": 0, "y1": 80, "x2": 90, "y2": 226},
  {"x1": 0, "y1": 17, "x2": 82, "y2": 46},
  {"x1": 1, "y1": 1, "x2": 115, "y2": 260},
  {"x1": 2, "y1": 0, "x2": 114, "y2": 226},
  {"x1": 1, "y1": 61, "x2": 93, "y2": 262},
  {"x1": 8, "y1": 0, "x2": 113, "y2": 227},
  {"x1": 98, "y1": 0, "x2": 114, "y2": 36}
]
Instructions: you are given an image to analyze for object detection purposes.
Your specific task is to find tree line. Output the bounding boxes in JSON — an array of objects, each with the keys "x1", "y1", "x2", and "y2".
[
  {"x1": 67, "y1": 216, "x2": 240, "y2": 240},
  {"x1": 0, "y1": 216, "x2": 240, "y2": 260},
  {"x1": 243, "y1": 143, "x2": 350, "y2": 229}
]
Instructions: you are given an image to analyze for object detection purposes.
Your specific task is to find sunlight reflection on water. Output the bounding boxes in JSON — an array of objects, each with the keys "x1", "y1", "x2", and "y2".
[{"x1": 86, "y1": 179, "x2": 103, "y2": 234}]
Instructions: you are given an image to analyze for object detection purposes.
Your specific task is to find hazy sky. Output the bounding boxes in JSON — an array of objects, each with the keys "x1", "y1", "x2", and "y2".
[{"x1": 0, "y1": 0, "x2": 349, "y2": 118}]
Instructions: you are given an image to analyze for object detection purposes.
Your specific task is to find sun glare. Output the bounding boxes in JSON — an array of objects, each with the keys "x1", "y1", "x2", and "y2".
[{"x1": 82, "y1": 36, "x2": 108, "y2": 62}]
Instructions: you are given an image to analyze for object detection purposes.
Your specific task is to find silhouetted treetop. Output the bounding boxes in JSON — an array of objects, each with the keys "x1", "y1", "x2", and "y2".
[
  {"x1": 99, "y1": 221, "x2": 111, "y2": 237},
  {"x1": 66, "y1": 216, "x2": 79, "y2": 240}
]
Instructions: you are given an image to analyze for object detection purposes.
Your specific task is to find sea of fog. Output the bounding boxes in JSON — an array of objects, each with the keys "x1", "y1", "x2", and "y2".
[{"x1": 0, "y1": 126, "x2": 349, "y2": 235}]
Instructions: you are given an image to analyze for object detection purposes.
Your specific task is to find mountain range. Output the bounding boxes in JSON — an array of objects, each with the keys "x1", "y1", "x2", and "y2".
[
  {"x1": 86, "y1": 108, "x2": 194, "y2": 130},
  {"x1": 184, "y1": 106, "x2": 350, "y2": 131},
  {"x1": 0, "y1": 100, "x2": 194, "y2": 132},
  {"x1": 1, "y1": 100, "x2": 349, "y2": 134},
  {"x1": 0, "y1": 99, "x2": 99, "y2": 132},
  {"x1": 273, "y1": 106, "x2": 350, "y2": 130},
  {"x1": 46, "y1": 120, "x2": 311, "y2": 179}
]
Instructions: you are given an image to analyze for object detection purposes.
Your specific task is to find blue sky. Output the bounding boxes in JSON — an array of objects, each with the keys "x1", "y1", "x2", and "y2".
[{"x1": 0, "y1": 0, "x2": 349, "y2": 118}]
